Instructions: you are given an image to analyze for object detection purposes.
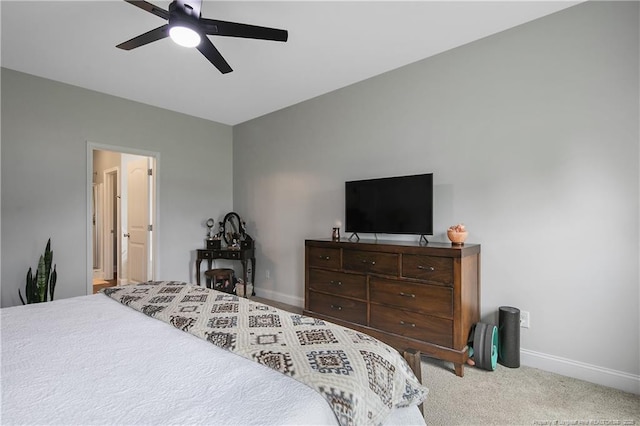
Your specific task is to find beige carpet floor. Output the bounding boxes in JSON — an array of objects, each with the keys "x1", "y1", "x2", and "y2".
[{"x1": 421, "y1": 357, "x2": 639, "y2": 426}]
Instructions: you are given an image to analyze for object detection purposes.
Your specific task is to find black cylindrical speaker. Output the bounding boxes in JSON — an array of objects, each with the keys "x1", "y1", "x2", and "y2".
[{"x1": 498, "y1": 306, "x2": 520, "y2": 368}]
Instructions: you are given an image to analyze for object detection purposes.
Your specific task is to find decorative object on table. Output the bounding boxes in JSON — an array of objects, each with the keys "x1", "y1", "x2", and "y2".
[
  {"x1": 205, "y1": 218, "x2": 222, "y2": 249},
  {"x1": 19, "y1": 238, "x2": 57, "y2": 305},
  {"x1": 223, "y1": 212, "x2": 242, "y2": 246},
  {"x1": 332, "y1": 220, "x2": 341, "y2": 241},
  {"x1": 206, "y1": 218, "x2": 216, "y2": 239},
  {"x1": 447, "y1": 223, "x2": 468, "y2": 245}
]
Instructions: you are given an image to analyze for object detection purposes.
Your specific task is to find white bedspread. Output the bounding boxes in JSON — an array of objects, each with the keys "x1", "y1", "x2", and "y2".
[{"x1": 1, "y1": 294, "x2": 425, "y2": 425}]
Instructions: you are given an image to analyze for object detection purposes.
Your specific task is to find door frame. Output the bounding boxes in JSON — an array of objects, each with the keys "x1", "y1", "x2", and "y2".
[
  {"x1": 103, "y1": 167, "x2": 119, "y2": 282},
  {"x1": 92, "y1": 182, "x2": 104, "y2": 279},
  {"x1": 86, "y1": 141, "x2": 160, "y2": 295}
]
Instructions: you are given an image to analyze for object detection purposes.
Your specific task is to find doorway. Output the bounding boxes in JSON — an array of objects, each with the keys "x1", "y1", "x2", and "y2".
[{"x1": 87, "y1": 143, "x2": 159, "y2": 295}]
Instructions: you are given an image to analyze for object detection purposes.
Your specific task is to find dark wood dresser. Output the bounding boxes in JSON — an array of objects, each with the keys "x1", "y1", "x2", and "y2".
[{"x1": 304, "y1": 238, "x2": 481, "y2": 376}]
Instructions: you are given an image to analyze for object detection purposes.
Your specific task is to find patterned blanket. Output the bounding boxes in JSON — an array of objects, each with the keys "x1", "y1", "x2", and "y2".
[{"x1": 103, "y1": 281, "x2": 428, "y2": 426}]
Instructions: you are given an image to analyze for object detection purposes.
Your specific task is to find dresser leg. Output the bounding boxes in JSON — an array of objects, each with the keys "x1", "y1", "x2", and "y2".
[
  {"x1": 454, "y1": 362, "x2": 465, "y2": 377},
  {"x1": 403, "y1": 349, "x2": 424, "y2": 416},
  {"x1": 403, "y1": 349, "x2": 422, "y2": 383}
]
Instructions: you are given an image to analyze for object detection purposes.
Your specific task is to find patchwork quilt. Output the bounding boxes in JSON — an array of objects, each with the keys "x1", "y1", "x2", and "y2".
[{"x1": 103, "y1": 281, "x2": 428, "y2": 426}]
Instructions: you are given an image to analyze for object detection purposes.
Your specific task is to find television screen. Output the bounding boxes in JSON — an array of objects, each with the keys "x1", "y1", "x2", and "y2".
[{"x1": 345, "y1": 173, "x2": 433, "y2": 236}]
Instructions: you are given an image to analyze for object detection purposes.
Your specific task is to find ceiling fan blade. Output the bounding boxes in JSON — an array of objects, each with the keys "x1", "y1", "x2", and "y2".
[
  {"x1": 116, "y1": 24, "x2": 170, "y2": 50},
  {"x1": 200, "y1": 18, "x2": 288, "y2": 42},
  {"x1": 196, "y1": 37, "x2": 233, "y2": 74},
  {"x1": 123, "y1": 0, "x2": 169, "y2": 20}
]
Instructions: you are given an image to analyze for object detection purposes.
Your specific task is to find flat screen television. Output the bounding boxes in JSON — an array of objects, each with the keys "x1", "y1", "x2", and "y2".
[{"x1": 345, "y1": 173, "x2": 433, "y2": 236}]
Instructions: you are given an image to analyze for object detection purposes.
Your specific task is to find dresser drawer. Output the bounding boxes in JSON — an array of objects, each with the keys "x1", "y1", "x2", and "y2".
[
  {"x1": 198, "y1": 250, "x2": 213, "y2": 259},
  {"x1": 370, "y1": 304, "x2": 453, "y2": 348},
  {"x1": 308, "y1": 291, "x2": 366, "y2": 325},
  {"x1": 370, "y1": 278, "x2": 453, "y2": 319},
  {"x1": 307, "y1": 247, "x2": 341, "y2": 269},
  {"x1": 221, "y1": 250, "x2": 241, "y2": 260},
  {"x1": 343, "y1": 249, "x2": 398, "y2": 276},
  {"x1": 309, "y1": 269, "x2": 366, "y2": 300},
  {"x1": 402, "y1": 254, "x2": 453, "y2": 285}
]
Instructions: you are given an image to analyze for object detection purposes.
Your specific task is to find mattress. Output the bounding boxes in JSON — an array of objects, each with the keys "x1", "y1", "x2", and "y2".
[{"x1": 1, "y1": 293, "x2": 425, "y2": 425}]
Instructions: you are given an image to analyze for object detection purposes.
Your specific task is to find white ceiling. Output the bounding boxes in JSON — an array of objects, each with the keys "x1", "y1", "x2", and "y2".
[{"x1": 1, "y1": 1, "x2": 581, "y2": 126}]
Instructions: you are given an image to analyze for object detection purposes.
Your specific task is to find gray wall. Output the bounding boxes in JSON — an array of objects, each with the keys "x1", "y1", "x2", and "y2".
[
  {"x1": 1, "y1": 69, "x2": 234, "y2": 307},
  {"x1": 233, "y1": 2, "x2": 639, "y2": 392}
]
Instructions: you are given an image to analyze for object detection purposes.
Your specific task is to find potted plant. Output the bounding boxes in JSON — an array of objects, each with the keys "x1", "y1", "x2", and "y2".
[{"x1": 19, "y1": 239, "x2": 57, "y2": 304}]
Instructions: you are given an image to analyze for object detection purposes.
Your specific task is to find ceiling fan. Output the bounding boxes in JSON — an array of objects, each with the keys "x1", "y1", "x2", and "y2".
[{"x1": 116, "y1": 0, "x2": 288, "y2": 74}]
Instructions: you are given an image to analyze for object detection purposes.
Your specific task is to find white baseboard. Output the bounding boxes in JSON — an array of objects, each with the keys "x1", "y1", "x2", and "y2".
[
  {"x1": 253, "y1": 288, "x2": 304, "y2": 309},
  {"x1": 238, "y1": 293, "x2": 640, "y2": 395},
  {"x1": 521, "y1": 348, "x2": 640, "y2": 395}
]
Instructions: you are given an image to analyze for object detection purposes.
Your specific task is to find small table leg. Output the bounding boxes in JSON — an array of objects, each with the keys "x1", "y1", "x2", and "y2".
[
  {"x1": 239, "y1": 259, "x2": 249, "y2": 297},
  {"x1": 207, "y1": 260, "x2": 213, "y2": 288},
  {"x1": 251, "y1": 257, "x2": 256, "y2": 296}
]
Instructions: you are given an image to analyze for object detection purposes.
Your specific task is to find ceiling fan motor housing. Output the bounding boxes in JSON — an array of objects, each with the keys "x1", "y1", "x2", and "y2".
[
  {"x1": 175, "y1": 0, "x2": 201, "y2": 17},
  {"x1": 169, "y1": 1, "x2": 202, "y2": 34}
]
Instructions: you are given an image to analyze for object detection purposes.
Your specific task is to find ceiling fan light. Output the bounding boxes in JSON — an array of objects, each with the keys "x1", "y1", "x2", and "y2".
[{"x1": 169, "y1": 26, "x2": 201, "y2": 48}]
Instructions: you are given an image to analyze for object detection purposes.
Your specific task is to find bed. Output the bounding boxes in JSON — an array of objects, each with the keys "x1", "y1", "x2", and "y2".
[{"x1": 1, "y1": 281, "x2": 427, "y2": 425}]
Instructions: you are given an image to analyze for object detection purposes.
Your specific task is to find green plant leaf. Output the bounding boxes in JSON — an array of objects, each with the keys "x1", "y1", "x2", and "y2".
[
  {"x1": 27, "y1": 268, "x2": 38, "y2": 304},
  {"x1": 50, "y1": 265, "x2": 57, "y2": 301},
  {"x1": 44, "y1": 240, "x2": 53, "y2": 301},
  {"x1": 25, "y1": 267, "x2": 32, "y2": 304},
  {"x1": 37, "y1": 255, "x2": 47, "y2": 302}
]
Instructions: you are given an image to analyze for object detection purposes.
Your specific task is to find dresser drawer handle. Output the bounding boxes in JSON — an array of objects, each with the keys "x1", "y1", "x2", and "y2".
[
  {"x1": 319, "y1": 255, "x2": 331, "y2": 260},
  {"x1": 417, "y1": 265, "x2": 435, "y2": 272},
  {"x1": 330, "y1": 304, "x2": 343, "y2": 311},
  {"x1": 361, "y1": 260, "x2": 376, "y2": 265},
  {"x1": 330, "y1": 280, "x2": 343, "y2": 286},
  {"x1": 400, "y1": 320, "x2": 416, "y2": 327},
  {"x1": 399, "y1": 292, "x2": 415, "y2": 298}
]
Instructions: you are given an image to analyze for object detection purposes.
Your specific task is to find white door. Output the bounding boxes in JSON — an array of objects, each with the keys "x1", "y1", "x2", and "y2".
[{"x1": 126, "y1": 158, "x2": 150, "y2": 284}]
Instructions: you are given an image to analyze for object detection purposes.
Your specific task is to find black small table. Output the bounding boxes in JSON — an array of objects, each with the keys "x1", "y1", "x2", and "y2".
[{"x1": 196, "y1": 248, "x2": 256, "y2": 296}]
